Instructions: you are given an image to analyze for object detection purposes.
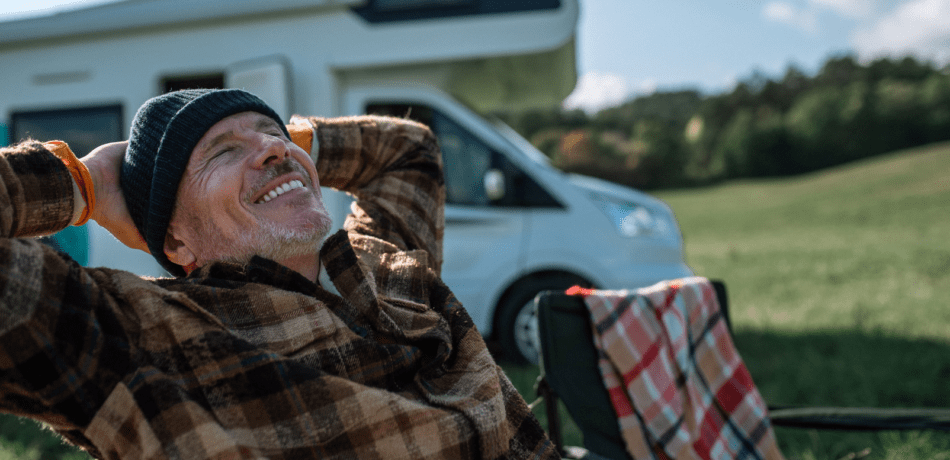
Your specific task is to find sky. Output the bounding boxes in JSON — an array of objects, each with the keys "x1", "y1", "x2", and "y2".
[
  {"x1": 3, "y1": 0, "x2": 950, "y2": 114},
  {"x1": 564, "y1": 0, "x2": 950, "y2": 113}
]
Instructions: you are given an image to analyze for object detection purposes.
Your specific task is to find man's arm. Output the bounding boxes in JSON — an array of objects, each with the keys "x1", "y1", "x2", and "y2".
[
  {"x1": 293, "y1": 115, "x2": 445, "y2": 272},
  {"x1": 0, "y1": 142, "x2": 76, "y2": 238},
  {"x1": 0, "y1": 141, "x2": 138, "y2": 442},
  {"x1": 288, "y1": 117, "x2": 560, "y2": 458},
  {"x1": 0, "y1": 140, "x2": 146, "y2": 251}
]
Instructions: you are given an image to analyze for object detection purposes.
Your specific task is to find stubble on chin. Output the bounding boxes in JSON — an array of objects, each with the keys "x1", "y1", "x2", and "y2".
[
  {"x1": 250, "y1": 214, "x2": 332, "y2": 262},
  {"x1": 183, "y1": 205, "x2": 333, "y2": 268}
]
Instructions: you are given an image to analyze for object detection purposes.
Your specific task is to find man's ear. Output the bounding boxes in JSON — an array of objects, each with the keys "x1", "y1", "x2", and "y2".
[{"x1": 164, "y1": 222, "x2": 197, "y2": 269}]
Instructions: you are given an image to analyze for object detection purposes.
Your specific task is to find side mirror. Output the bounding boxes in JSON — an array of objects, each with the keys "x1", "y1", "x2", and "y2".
[{"x1": 484, "y1": 169, "x2": 505, "y2": 201}]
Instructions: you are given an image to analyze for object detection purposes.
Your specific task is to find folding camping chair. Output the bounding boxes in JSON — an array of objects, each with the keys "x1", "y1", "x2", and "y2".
[{"x1": 534, "y1": 279, "x2": 950, "y2": 460}]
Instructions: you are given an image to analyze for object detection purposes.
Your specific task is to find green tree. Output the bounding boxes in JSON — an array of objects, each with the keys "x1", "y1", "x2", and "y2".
[
  {"x1": 594, "y1": 90, "x2": 703, "y2": 133},
  {"x1": 628, "y1": 119, "x2": 689, "y2": 188},
  {"x1": 919, "y1": 73, "x2": 950, "y2": 141},
  {"x1": 710, "y1": 109, "x2": 753, "y2": 178},
  {"x1": 874, "y1": 78, "x2": 929, "y2": 150},
  {"x1": 815, "y1": 54, "x2": 864, "y2": 88},
  {"x1": 500, "y1": 53, "x2": 950, "y2": 189},
  {"x1": 785, "y1": 86, "x2": 847, "y2": 171}
]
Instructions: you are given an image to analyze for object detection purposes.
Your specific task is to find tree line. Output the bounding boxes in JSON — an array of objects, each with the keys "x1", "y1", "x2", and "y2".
[{"x1": 497, "y1": 54, "x2": 950, "y2": 190}]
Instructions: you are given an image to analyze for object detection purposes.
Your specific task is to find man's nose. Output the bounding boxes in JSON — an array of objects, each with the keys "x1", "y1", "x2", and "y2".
[{"x1": 252, "y1": 136, "x2": 289, "y2": 168}]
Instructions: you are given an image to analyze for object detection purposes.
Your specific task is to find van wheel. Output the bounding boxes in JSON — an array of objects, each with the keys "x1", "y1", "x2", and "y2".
[{"x1": 496, "y1": 274, "x2": 590, "y2": 365}]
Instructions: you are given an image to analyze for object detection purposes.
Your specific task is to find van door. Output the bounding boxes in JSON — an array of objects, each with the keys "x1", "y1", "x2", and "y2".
[
  {"x1": 343, "y1": 89, "x2": 531, "y2": 333},
  {"x1": 225, "y1": 55, "x2": 293, "y2": 120}
]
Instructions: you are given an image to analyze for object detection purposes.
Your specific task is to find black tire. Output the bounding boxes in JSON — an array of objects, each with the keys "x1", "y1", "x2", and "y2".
[{"x1": 495, "y1": 273, "x2": 590, "y2": 365}]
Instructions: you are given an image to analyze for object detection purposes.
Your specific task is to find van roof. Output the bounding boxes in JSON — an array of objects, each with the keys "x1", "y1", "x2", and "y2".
[{"x1": 0, "y1": 0, "x2": 361, "y2": 45}]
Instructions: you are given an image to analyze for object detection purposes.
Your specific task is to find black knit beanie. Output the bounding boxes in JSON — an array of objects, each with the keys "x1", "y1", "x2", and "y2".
[{"x1": 121, "y1": 88, "x2": 289, "y2": 276}]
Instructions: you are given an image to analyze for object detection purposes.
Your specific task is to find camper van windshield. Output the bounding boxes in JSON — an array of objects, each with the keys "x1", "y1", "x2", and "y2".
[{"x1": 489, "y1": 118, "x2": 555, "y2": 168}]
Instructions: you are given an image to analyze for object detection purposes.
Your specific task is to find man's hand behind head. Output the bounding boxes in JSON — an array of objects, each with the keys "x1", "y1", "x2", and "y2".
[{"x1": 82, "y1": 141, "x2": 149, "y2": 253}]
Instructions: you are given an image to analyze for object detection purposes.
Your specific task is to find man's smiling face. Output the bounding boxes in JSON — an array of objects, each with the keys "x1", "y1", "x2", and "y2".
[{"x1": 164, "y1": 111, "x2": 332, "y2": 270}]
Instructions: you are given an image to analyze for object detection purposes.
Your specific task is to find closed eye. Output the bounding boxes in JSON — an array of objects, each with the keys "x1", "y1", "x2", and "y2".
[
  {"x1": 208, "y1": 143, "x2": 240, "y2": 162},
  {"x1": 255, "y1": 118, "x2": 287, "y2": 139}
]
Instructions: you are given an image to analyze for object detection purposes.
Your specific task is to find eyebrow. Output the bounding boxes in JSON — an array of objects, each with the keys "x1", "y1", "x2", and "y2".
[
  {"x1": 254, "y1": 117, "x2": 282, "y2": 134},
  {"x1": 196, "y1": 130, "x2": 236, "y2": 159},
  {"x1": 195, "y1": 116, "x2": 282, "y2": 158}
]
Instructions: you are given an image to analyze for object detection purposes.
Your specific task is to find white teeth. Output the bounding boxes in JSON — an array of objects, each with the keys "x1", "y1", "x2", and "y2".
[{"x1": 256, "y1": 180, "x2": 305, "y2": 203}]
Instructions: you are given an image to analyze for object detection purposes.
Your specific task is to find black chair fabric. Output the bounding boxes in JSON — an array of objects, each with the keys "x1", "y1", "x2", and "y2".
[
  {"x1": 536, "y1": 291, "x2": 633, "y2": 460},
  {"x1": 535, "y1": 279, "x2": 950, "y2": 460}
]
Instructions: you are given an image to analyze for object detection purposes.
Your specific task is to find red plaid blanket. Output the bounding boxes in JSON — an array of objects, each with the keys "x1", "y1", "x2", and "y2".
[{"x1": 569, "y1": 277, "x2": 785, "y2": 460}]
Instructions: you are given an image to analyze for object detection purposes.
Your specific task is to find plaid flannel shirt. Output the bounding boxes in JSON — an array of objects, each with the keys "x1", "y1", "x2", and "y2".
[{"x1": 0, "y1": 115, "x2": 557, "y2": 460}]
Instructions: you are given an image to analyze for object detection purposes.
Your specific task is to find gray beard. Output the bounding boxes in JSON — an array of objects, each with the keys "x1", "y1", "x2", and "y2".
[
  {"x1": 244, "y1": 218, "x2": 332, "y2": 263},
  {"x1": 186, "y1": 210, "x2": 332, "y2": 268}
]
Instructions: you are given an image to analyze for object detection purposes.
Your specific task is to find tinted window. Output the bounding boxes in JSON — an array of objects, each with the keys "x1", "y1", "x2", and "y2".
[
  {"x1": 11, "y1": 105, "x2": 123, "y2": 158},
  {"x1": 353, "y1": 0, "x2": 559, "y2": 23},
  {"x1": 433, "y1": 111, "x2": 492, "y2": 205},
  {"x1": 366, "y1": 102, "x2": 561, "y2": 208},
  {"x1": 10, "y1": 105, "x2": 124, "y2": 265},
  {"x1": 162, "y1": 74, "x2": 225, "y2": 93}
]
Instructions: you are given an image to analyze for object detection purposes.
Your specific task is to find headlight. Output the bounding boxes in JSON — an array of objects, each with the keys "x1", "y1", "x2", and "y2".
[{"x1": 590, "y1": 192, "x2": 676, "y2": 240}]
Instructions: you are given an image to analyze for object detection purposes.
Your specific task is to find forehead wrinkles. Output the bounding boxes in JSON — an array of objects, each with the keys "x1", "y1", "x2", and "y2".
[
  {"x1": 186, "y1": 114, "x2": 279, "y2": 177},
  {"x1": 194, "y1": 113, "x2": 279, "y2": 157},
  {"x1": 194, "y1": 129, "x2": 236, "y2": 159}
]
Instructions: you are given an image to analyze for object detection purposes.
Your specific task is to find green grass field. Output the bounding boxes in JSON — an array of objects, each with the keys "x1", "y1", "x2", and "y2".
[
  {"x1": 2, "y1": 143, "x2": 949, "y2": 458},
  {"x1": 504, "y1": 141, "x2": 950, "y2": 459}
]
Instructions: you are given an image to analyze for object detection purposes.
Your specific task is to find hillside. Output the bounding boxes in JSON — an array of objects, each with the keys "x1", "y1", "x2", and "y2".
[
  {"x1": 654, "y1": 143, "x2": 950, "y2": 458},
  {"x1": 656, "y1": 141, "x2": 950, "y2": 337}
]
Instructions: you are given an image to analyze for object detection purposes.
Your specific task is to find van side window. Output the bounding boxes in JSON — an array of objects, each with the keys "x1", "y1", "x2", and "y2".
[
  {"x1": 162, "y1": 74, "x2": 225, "y2": 93},
  {"x1": 366, "y1": 102, "x2": 560, "y2": 208},
  {"x1": 10, "y1": 105, "x2": 124, "y2": 266},
  {"x1": 352, "y1": 0, "x2": 559, "y2": 23},
  {"x1": 433, "y1": 111, "x2": 492, "y2": 205},
  {"x1": 11, "y1": 105, "x2": 123, "y2": 159}
]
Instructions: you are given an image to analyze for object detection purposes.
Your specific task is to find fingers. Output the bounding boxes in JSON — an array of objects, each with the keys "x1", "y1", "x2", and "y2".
[
  {"x1": 83, "y1": 142, "x2": 127, "y2": 202},
  {"x1": 82, "y1": 141, "x2": 150, "y2": 254}
]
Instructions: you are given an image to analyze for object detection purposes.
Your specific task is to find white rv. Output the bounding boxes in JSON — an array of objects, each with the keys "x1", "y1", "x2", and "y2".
[{"x1": 0, "y1": 0, "x2": 692, "y2": 364}]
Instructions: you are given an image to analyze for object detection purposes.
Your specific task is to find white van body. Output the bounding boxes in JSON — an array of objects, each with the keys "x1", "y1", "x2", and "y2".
[{"x1": 0, "y1": 0, "x2": 692, "y2": 363}]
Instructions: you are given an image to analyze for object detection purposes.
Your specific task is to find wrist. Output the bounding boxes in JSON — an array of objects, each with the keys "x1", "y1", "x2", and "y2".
[
  {"x1": 288, "y1": 117, "x2": 319, "y2": 162},
  {"x1": 44, "y1": 141, "x2": 96, "y2": 226},
  {"x1": 68, "y1": 179, "x2": 85, "y2": 225}
]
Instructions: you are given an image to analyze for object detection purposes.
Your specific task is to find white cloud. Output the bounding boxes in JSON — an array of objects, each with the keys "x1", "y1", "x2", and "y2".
[
  {"x1": 562, "y1": 72, "x2": 632, "y2": 114},
  {"x1": 763, "y1": 1, "x2": 818, "y2": 34},
  {"x1": 764, "y1": 1, "x2": 798, "y2": 23},
  {"x1": 763, "y1": 0, "x2": 882, "y2": 35},
  {"x1": 852, "y1": 0, "x2": 950, "y2": 63},
  {"x1": 810, "y1": 0, "x2": 881, "y2": 18}
]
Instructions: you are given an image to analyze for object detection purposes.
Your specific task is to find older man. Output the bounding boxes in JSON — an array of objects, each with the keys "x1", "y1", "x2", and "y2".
[{"x1": 0, "y1": 89, "x2": 558, "y2": 459}]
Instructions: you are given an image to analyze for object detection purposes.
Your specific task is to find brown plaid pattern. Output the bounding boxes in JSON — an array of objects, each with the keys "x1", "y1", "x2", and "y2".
[{"x1": 0, "y1": 117, "x2": 557, "y2": 459}]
